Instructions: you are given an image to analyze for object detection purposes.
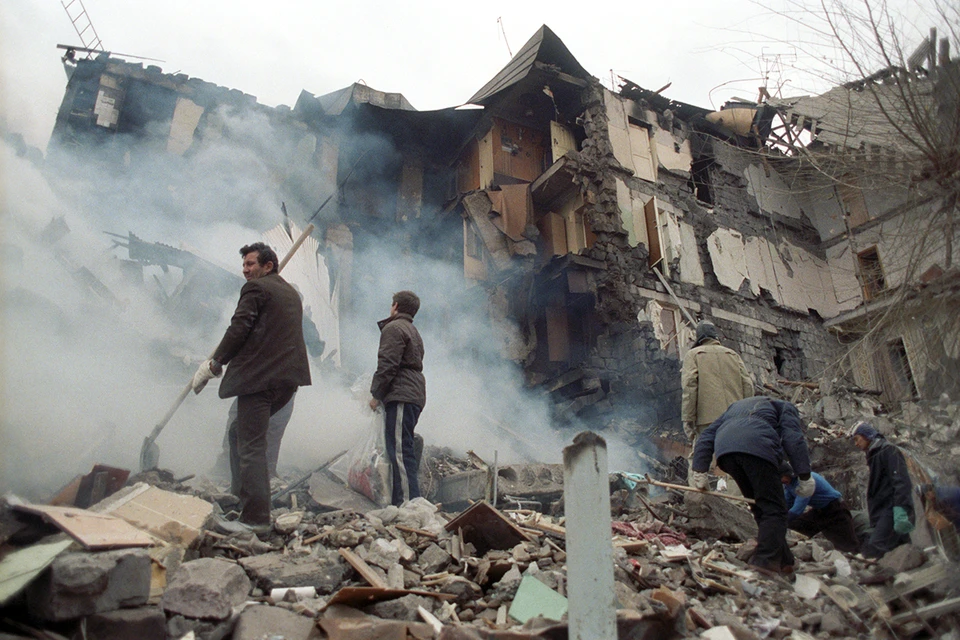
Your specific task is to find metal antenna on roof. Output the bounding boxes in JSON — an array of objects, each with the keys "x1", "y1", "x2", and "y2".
[{"x1": 497, "y1": 17, "x2": 513, "y2": 58}]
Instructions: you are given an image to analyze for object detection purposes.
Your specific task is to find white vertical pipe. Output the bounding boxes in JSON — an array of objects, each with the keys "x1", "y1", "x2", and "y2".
[{"x1": 563, "y1": 431, "x2": 616, "y2": 640}]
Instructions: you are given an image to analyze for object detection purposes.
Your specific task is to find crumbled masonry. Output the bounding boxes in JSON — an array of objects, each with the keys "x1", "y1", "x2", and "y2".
[
  {"x1": 4, "y1": 19, "x2": 959, "y2": 640},
  {"x1": 2, "y1": 385, "x2": 959, "y2": 639}
]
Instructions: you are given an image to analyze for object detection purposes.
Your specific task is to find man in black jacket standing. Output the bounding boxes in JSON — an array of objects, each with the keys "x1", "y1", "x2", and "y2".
[
  {"x1": 691, "y1": 396, "x2": 815, "y2": 575},
  {"x1": 851, "y1": 421, "x2": 915, "y2": 557},
  {"x1": 369, "y1": 291, "x2": 426, "y2": 506},
  {"x1": 193, "y1": 242, "x2": 311, "y2": 533}
]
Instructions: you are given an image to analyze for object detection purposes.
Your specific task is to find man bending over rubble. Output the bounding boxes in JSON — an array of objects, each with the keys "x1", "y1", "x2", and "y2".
[
  {"x1": 193, "y1": 242, "x2": 311, "y2": 534},
  {"x1": 691, "y1": 396, "x2": 815, "y2": 576},
  {"x1": 850, "y1": 421, "x2": 915, "y2": 557},
  {"x1": 369, "y1": 290, "x2": 426, "y2": 507},
  {"x1": 779, "y1": 461, "x2": 860, "y2": 552}
]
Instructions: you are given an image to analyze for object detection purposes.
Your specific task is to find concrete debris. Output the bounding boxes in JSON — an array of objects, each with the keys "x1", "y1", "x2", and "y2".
[
  {"x1": 25, "y1": 547, "x2": 151, "y2": 621},
  {"x1": 232, "y1": 604, "x2": 320, "y2": 640},
  {"x1": 4, "y1": 390, "x2": 960, "y2": 639},
  {"x1": 238, "y1": 550, "x2": 346, "y2": 593},
  {"x1": 84, "y1": 606, "x2": 167, "y2": 640},
  {"x1": 160, "y1": 558, "x2": 250, "y2": 621}
]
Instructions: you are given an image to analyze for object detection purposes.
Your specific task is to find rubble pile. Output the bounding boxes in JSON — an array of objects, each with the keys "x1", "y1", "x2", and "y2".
[{"x1": 3, "y1": 428, "x2": 960, "y2": 640}]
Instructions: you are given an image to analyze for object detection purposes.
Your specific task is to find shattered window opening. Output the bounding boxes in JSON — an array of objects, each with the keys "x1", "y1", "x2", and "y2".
[
  {"x1": 887, "y1": 337, "x2": 918, "y2": 399},
  {"x1": 857, "y1": 246, "x2": 886, "y2": 301}
]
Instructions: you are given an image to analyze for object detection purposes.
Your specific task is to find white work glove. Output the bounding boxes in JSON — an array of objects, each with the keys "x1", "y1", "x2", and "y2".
[
  {"x1": 690, "y1": 471, "x2": 710, "y2": 491},
  {"x1": 795, "y1": 475, "x2": 816, "y2": 498},
  {"x1": 192, "y1": 359, "x2": 222, "y2": 394}
]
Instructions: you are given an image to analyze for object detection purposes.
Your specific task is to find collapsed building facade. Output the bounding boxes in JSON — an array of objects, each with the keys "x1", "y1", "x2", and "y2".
[{"x1": 47, "y1": 26, "x2": 960, "y2": 449}]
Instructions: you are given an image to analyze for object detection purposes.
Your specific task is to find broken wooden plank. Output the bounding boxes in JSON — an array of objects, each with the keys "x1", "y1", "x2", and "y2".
[
  {"x1": 614, "y1": 540, "x2": 648, "y2": 553},
  {"x1": 529, "y1": 519, "x2": 566, "y2": 539},
  {"x1": 444, "y1": 501, "x2": 534, "y2": 554},
  {"x1": 324, "y1": 586, "x2": 455, "y2": 608},
  {"x1": 395, "y1": 524, "x2": 438, "y2": 539},
  {"x1": 12, "y1": 504, "x2": 154, "y2": 550},
  {"x1": 338, "y1": 547, "x2": 387, "y2": 589},
  {"x1": 888, "y1": 596, "x2": 960, "y2": 626},
  {"x1": 873, "y1": 562, "x2": 948, "y2": 603}
]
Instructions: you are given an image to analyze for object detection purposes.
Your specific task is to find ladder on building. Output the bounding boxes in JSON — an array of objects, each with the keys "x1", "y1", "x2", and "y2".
[{"x1": 61, "y1": 0, "x2": 104, "y2": 55}]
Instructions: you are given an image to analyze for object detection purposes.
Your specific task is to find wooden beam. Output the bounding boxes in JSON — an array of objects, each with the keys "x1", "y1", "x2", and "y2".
[
  {"x1": 889, "y1": 596, "x2": 960, "y2": 626},
  {"x1": 338, "y1": 547, "x2": 388, "y2": 589}
]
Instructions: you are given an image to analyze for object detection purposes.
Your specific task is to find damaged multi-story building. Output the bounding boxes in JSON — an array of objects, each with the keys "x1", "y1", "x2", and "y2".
[{"x1": 47, "y1": 25, "x2": 960, "y2": 451}]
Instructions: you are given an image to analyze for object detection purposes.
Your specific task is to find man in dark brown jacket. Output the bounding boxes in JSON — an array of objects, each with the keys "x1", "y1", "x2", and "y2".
[
  {"x1": 369, "y1": 290, "x2": 426, "y2": 506},
  {"x1": 193, "y1": 242, "x2": 311, "y2": 533}
]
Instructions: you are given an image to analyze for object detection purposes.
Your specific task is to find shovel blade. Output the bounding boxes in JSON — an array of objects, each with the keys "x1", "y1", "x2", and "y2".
[{"x1": 140, "y1": 437, "x2": 160, "y2": 472}]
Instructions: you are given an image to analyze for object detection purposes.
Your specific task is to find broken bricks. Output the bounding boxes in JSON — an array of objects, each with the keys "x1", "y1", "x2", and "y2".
[{"x1": 4, "y1": 438, "x2": 960, "y2": 640}]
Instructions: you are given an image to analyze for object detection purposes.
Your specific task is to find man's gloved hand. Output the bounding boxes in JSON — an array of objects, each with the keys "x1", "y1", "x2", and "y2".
[
  {"x1": 795, "y1": 474, "x2": 816, "y2": 498},
  {"x1": 683, "y1": 422, "x2": 696, "y2": 443},
  {"x1": 192, "y1": 359, "x2": 222, "y2": 394},
  {"x1": 893, "y1": 506, "x2": 915, "y2": 534},
  {"x1": 690, "y1": 471, "x2": 710, "y2": 491}
]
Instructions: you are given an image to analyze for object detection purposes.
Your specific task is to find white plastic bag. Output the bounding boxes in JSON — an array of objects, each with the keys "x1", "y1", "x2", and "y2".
[{"x1": 340, "y1": 410, "x2": 393, "y2": 506}]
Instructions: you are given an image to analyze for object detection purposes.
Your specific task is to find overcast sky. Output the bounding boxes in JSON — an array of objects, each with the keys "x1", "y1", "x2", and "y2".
[{"x1": 0, "y1": 0, "x2": 942, "y2": 150}]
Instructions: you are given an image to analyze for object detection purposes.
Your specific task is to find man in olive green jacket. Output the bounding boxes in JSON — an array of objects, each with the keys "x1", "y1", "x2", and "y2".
[{"x1": 681, "y1": 321, "x2": 754, "y2": 445}]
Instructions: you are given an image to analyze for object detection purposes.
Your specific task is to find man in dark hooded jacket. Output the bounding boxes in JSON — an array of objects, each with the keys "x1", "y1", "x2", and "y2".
[
  {"x1": 692, "y1": 396, "x2": 814, "y2": 575},
  {"x1": 369, "y1": 290, "x2": 426, "y2": 506},
  {"x1": 851, "y1": 421, "x2": 914, "y2": 557}
]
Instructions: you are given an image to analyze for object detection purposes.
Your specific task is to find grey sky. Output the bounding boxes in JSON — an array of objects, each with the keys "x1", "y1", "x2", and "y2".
[{"x1": 1, "y1": 1, "x2": 942, "y2": 150}]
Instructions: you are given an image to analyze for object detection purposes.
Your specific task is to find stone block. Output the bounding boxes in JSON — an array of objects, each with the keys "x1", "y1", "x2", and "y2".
[
  {"x1": 84, "y1": 606, "x2": 166, "y2": 640},
  {"x1": 233, "y1": 604, "x2": 319, "y2": 640},
  {"x1": 418, "y1": 543, "x2": 452, "y2": 575},
  {"x1": 361, "y1": 538, "x2": 402, "y2": 569},
  {"x1": 363, "y1": 593, "x2": 434, "y2": 621},
  {"x1": 877, "y1": 543, "x2": 925, "y2": 573},
  {"x1": 438, "y1": 575, "x2": 483, "y2": 605},
  {"x1": 239, "y1": 551, "x2": 345, "y2": 594},
  {"x1": 166, "y1": 614, "x2": 235, "y2": 640},
  {"x1": 27, "y1": 548, "x2": 151, "y2": 622},
  {"x1": 161, "y1": 558, "x2": 250, "y2": 621}
]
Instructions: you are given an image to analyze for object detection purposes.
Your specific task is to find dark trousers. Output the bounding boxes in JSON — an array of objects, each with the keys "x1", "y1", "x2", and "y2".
[
  {"x1": 384, "y1": 401, "x2": 422, "y2": 506},
  {"x1": 217, "y1": 393, "x2": 296, "y2": 478},
  {"x1": 863, "y1": 506, "x2": 911, "y2": 558},
  {"x1": 789, "y1": 499, "x2": 860, "y2": 552},
  {"x1": 718, "y1": 452, "x2": 794, "y2": 569},
  {"x1": 229, "y1": 386, "x2": 297, "y2": 525}
]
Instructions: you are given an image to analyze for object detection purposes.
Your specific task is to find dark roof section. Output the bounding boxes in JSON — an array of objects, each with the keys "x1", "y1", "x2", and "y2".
[
  {"x1": 467, "y1": 25, "x2": 590, "y2": 106},
  {"x1": 617, "y1": 78, "x2": 711, "y2": 121},
  {"x1": 295, "y1": 83, "x2": 416, "y2": 119}
]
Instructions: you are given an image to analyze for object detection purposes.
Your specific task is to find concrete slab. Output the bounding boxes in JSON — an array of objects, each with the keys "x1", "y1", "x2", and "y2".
[{"x1": 27, "y1": 548, "x2": 151, "y2": 622}]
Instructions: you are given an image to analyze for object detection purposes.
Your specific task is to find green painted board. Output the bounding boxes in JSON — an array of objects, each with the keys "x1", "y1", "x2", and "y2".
[
  {"x1": 508, "y1": 575, "x2": 568, "y2": 624},
  {"x1": 0, "y1": 535, "x2": 74, "y2": 605}
]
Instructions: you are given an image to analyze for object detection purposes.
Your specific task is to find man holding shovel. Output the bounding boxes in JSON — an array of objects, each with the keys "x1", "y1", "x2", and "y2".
[{"x1": 193, "y1": 242, "x2": 311, "y2": 534}]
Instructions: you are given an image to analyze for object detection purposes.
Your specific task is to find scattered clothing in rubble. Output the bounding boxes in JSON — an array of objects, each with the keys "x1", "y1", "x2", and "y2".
[
  {"x1": 780, "y1": 463, "x2": 860, "y2": 552},
  {"x1": 370, "y1": 291, "x2": 426, "y2": 507},
  {"x1": 611, "y1": 520, "x2": 687, "y2": 546},
  {"x1": 851, "y1": 422, "x2": 915, "y2": 557},
  {"x1": 693, "y1": 396, "x2": 812, "y2": 573}
]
